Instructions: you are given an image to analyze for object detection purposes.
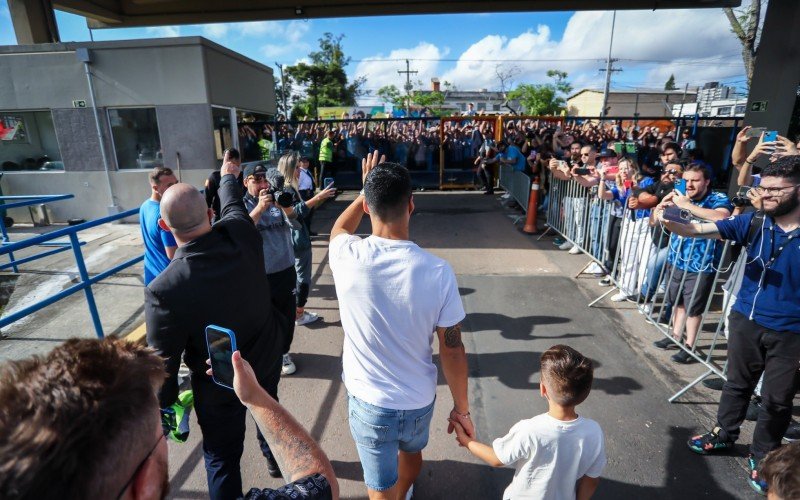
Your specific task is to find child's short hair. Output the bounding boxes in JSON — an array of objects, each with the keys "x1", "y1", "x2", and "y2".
[
  {"x1": 540, "y1": 345, "x2": 594, "y2": 407},
  {"x1": 759, "y1": 442, "x2": 800, "y2": 499}
]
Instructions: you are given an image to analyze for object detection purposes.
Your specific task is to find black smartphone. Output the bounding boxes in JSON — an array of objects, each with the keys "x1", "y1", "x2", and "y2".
[
  {"x1": 574, "y1": 167, "x2": 591, "y2": 175},
  {"x1": 205, "y1": 325, "x2": 237, "y2": 390}
]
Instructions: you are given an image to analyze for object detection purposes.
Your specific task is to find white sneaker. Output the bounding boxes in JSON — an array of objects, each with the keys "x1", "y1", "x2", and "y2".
[
  {"x1": 295, "y1": 311, "x2": 320, "y2": 326},
  {"x1": 405, "y1": 484, "x2": 414, "y2": 500},
  {"x1": 641, "y1": 303, "x2": 653, "y2": 315},
  {"x1": 501, "y1": 193, "x2": 511, "y2": 199},
  {"x1": 585, "y1": 262, "x2": 603, "y2": 274},
  {"x1": 568, "y1": 245, "x2": 582, "y2": 255},
  {"x1": 610, "y1": 291, "x2": 630, "y2": 302},
  {"x1": 558, "y1": 241, "x2": 572, "y2": 250},
  {"x1": 281, "y1": 354, "x2": 296, "y2": 375},
  {"x1": 598, "y1": 276, "x2": 612, "y2": 286}
]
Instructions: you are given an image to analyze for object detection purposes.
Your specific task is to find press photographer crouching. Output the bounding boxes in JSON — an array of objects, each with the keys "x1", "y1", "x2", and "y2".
[
  {"x1": 657, "y1": 155, "x2": 800, "y2": 494},
  {"x1": 242, "y1": 163, "x2": 300, "y2": 376}
]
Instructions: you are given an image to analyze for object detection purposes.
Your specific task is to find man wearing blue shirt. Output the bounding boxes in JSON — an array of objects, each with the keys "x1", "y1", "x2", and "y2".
[
  {"x1": 140, "y1": 166, "x2": 178, "y2": 285},
  {"x1": 653, "y1": 165, "x2": 732, "y2": 363},
  {"x1": 658, "y1": 156, "x2": 800, "y2": 495},
  {"x1": 497, "y1": 141, "x2": 526, "y2": 172}
]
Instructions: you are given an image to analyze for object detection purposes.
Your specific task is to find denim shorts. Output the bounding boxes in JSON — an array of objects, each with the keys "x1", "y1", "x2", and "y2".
[{"x1": 347, "y1": 393, "x2": 435, "y2": 491}]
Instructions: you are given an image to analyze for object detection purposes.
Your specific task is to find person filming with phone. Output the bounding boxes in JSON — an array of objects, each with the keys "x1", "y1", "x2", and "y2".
[
  {"x1": 0, "y1": 337, "x2": 338, "y2": 499},
  {"x1": 145, "y1": 151, "x2": 289, "y2": 499},
  {"x1": 656, "y1": 155, "x2": 800, "y2": 495}
]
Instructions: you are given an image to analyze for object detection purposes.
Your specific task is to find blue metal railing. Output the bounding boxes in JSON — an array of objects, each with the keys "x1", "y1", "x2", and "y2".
[
  {"x1": 0, "y1": 194, "x2": 75, "y2": 273},
  {"x1": 0, "y1": 208, "x2": 142, "y2": 338}
]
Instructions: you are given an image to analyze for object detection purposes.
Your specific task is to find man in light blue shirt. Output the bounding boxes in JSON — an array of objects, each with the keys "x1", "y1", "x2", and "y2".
[{"x1": 140, "y1": 166, "x2": 178, "y2": 285}]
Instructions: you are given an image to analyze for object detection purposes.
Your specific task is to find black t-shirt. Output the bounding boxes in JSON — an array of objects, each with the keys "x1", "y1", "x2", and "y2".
[{"x1": 245, "y1": 473, "x2": 332, "y2": 499}]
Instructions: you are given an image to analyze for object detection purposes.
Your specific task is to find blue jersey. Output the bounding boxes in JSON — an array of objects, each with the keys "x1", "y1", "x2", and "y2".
[
  {"x1": 716, "y1": 212, "x2": 800, "y2": 333},
  {"x1": 140, "y1": 199, "x2": 177, "y2": 285},
  {"x1": 500, "y1": 145, "x2": 526, "y2": 172},
  {"x1": 668, "y1": 191, "x2": 732, "y2": 273}
]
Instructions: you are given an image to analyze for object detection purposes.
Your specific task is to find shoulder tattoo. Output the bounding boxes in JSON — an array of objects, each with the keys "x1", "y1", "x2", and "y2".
[{"x1": 444, "y1": 324, "x2": 463, "y2": 348}]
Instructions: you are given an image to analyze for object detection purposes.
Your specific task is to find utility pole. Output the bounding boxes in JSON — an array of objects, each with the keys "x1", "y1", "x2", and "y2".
[
  {"x1": 275, "y1": 62, "x2": 288, "y2": 118},
  {"x1": 398, "y1": 59, "x2": 418, "y2": 117},
  {"x1": 599, "y1": 10, "x2": 621, "y2": 119}
]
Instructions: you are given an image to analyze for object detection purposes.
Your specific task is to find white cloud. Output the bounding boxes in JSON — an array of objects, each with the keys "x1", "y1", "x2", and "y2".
[
  {"x1": 239, "y1": 21, "x2": 278, "y2": 36},
  {"x1": 261, "y1": 43, "x2": 296, "y2": 58},
  {"x1": 202, "y1": 23, "x2": 229, "y2": 39},
  {"x1": 145, "y1": 26, "x2": 181, "y2": 38},
  {"x1": 354, "y1": 42, "x2": 448, "y2": 93},
  {"x1": 356, "y1": 8, "x2": 744, "y2": 95}
]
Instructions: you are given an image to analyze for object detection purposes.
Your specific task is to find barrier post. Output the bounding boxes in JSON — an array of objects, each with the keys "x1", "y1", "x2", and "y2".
[
  {"x1": 523, "y1": 176, "x2": 540, "y2": 234},
  {"x1": 69, "y1": 232, "x2": 104, "y2": 338}
]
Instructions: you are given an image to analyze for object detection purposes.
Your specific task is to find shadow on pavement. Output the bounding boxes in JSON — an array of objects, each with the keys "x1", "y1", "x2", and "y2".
[
  {"x1": 464, "y1": 312, "x2": 575, "y2": 340},
  {"x1": 596, "y1": 426, "x2": 753, "y2": 499}
]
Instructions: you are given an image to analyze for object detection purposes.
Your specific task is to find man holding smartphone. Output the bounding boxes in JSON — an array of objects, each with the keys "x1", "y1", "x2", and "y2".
[{"x1": 146, "y1": 152, "x2": 288, "y2": 499}]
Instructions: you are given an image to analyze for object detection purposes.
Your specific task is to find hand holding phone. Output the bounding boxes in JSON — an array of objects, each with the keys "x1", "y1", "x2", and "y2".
[
  {"x1": 206, "y1": 325, "x2": 237, "y2": 390},
  {"x1": 674, "y1": 179, "x2": 687, "y2": 195},
  {"x1": 663, "y1": 206, "x2": 692, "y2": 225}
]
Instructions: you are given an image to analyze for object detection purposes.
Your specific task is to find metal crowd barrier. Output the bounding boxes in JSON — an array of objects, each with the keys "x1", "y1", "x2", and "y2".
[
  {"x1": 543, "y1": 170, "x2": 737, "y2": 402},
  {"x1": 0, "y1": 208, "x2": 142, "y2": 339},
  {"x1": 498, "y1": 164, "x2": 531, "y2": 213}
]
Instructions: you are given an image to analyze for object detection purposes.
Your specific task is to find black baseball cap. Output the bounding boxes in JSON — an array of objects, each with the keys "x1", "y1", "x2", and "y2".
[
  {"x1": 597, "y1": 149, "x2": 617, "y2": 159},
  {"x1": 243, "y1": 164, "x2": 267, "y2": 178}
]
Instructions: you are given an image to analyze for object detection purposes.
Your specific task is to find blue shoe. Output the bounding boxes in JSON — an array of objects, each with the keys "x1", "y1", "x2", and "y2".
[
  {"x1": 687, "y1": 426, "x2": 734, "y2": 455},
  {"x1": 746, "y1": 454, "x2": 768, "y2": 496}
]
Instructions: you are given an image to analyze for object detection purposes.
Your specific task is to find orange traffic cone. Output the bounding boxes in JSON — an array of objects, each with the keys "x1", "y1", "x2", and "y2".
[{"x1": 523, "y1": 176, "x2": 540, "y2": 234}]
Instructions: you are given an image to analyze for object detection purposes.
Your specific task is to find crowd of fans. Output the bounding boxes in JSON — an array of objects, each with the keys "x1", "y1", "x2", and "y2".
[{"x1": 0, "y1": 113, "x2": 799, "y2": 500}]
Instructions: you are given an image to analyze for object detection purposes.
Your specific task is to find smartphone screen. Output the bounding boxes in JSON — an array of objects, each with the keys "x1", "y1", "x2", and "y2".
[
  {"x1": 763, "y1": 131, "x2": 778, "y2": 143},
  {"x1": 674, "y1": 179, "x2": 687, "y2": 195},
  {"x1": 745, "y1": 127, "x2": 766, "y2": 138},
  {"x1": 206, "y1": 325, "x2": 237, "y2": 389},
  {"x1": 325, "y1": 181, "x2": 335, "y2": 190}
]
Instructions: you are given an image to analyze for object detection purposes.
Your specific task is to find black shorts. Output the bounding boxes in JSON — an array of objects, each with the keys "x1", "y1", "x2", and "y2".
[{"x1": 665, "y1": 267, "x2": 715, "y2": 317}]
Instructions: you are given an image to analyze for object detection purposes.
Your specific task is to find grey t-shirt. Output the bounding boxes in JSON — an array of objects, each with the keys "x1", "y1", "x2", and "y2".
[{"x1": 243, "y1": 193, "x2": 295, "y2": 274}]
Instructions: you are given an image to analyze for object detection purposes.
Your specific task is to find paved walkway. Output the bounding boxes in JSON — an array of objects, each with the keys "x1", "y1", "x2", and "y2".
[{"x1": 0, "y1": 192, "x2": 764, "y2": 499}]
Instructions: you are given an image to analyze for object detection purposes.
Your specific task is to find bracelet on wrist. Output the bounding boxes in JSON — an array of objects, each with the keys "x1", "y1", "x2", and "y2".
[{"x1": 745, "y1": 159, "x2": 755, "y2": 165}]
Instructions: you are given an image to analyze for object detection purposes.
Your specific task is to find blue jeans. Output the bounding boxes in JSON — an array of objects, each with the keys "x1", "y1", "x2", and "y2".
[
  {"x1": 347, "y1": 393, "x2": 435, "y2": 491},
  {"x1": 641, "y1": 245, "x2": 669, "y2": 300}
]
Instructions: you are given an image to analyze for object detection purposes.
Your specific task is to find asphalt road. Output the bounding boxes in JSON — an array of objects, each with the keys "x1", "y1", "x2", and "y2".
[{"x1": 164, "y1": 191, "x2": 755, "y2": 500}]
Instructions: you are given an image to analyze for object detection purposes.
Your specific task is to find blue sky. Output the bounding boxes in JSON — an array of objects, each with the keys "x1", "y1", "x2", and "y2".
[{"x1": 1, "y1": 3, "x2": 747, "y2": 105}]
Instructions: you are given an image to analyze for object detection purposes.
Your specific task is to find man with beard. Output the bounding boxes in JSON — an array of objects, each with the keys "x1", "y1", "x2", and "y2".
[
  {"x1": 658, "y1": 155, "x2": 800, "y2": 496},
  {"x1": 0, "y1": 338, "x2": 337, "y2": 499}
]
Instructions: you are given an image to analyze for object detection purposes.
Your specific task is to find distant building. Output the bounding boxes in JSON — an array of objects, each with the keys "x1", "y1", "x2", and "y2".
[
  {"x1": 0, "y1": 37, "x2": 275, "y2": 221},
  {"x1": 672, "y1": 98, "x2": 747, "y2": 118},
  {"x1": 696, "y1": 82, "x2": 737, "y2": 115},
  {"x1": 566, "y1": 89, "x2": 697, "y2": 117},
  {"x1": 409, "y1": 79, "x2": 519, "y2": 115}
]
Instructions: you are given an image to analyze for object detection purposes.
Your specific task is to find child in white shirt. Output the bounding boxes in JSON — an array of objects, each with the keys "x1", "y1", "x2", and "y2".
[{"x1": 451, "y1": 345, "x2": 606, "y2": 500}]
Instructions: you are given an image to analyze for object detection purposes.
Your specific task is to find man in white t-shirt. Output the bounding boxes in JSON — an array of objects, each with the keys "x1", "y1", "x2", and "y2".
[{"x1": 329, "y1": 152, "x2": 473, "y2": 500}]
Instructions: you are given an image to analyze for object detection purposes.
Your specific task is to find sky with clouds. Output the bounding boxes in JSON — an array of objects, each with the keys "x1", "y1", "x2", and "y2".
[{"x1": 0, "y1": 3, "x2": 747, "y2": 106}]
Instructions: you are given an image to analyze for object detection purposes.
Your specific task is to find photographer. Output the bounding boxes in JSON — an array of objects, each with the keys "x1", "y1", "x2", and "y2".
[
  {"x1": 277, "y1": 152, "x2": 336, "y2": 326},
  {"x1": 653, "y1": 165, "x2": 731, "y2": 363},
  {"x1": 657, "y1": 156, "x2": 800, "y2": 495},
  {"x1": 242, "y1": 163, "x2": 299, "y2": 377}
]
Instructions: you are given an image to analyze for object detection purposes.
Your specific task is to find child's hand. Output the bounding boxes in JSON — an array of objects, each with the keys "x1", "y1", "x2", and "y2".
[{"x1": 448, "y1": 418, "x2": 472, "y2": 447}]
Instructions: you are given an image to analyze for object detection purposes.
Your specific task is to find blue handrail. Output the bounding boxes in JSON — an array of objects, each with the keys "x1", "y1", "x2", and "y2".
[
  {"x1": 0, "y1": 207, "x2": 142, "y2": 339},
  {"x1": 0, "y1": 194, "x2": 75, "y2": 273}
]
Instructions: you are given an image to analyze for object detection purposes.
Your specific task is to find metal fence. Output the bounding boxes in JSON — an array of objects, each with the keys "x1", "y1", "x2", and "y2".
[
  {"x1": 0, "y1": 208, "x2": 142, "y2": 338},
  {"x1": 543, "y1": 170, "x2": 739, "y2": 402}
]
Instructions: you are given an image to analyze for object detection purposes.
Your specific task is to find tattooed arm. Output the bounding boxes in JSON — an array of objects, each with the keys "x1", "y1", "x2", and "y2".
[
  {"x1": 436, "y1": 323, "x2": 474, "y2": 438},
  {"x1": 224, "y1": 351, "x2": 339, "y2": 499}
]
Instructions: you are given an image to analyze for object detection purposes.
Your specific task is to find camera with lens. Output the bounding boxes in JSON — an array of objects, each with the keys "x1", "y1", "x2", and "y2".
[
  {"x1": 732, "y1": 186, "x2": 753, "y2": 208},
  {"x1": 265, "y1": 168, "x2": 294, "y2": 208}
]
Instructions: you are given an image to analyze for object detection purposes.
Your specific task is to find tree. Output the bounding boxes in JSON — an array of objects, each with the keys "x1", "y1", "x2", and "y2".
[
  {"x1": 508, "y1": 70, "x2": 573, "y2": 116},
  {"x1": 724, "y1": 0, "x2": 761, "y2": 88},
  {"x1": 495, "y1": 64, "x2": 521, "y2": 94},
  {"x1": 376, "y1": 85, "x2": 405, "y2": 109},
  {"x1": 284, "y1": 33, "x2": 365, "y2": 119},
  {"x1": 664, "y1": 74, "x2": 677, "y2": 91}
]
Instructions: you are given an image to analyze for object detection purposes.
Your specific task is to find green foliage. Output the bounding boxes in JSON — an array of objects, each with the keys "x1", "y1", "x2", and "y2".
[
  {"x1": 284, "y1": 33, "x2": 365, "y2": 119},
  {"x1": 508, "y1": 70, "x2": 573, "y2": 116},
  {"x1": 664, "y1": 74, "x2": 677, "y2": 91},
  {"x1": 412, "y1": 90, "x2": 445, "y2": 108},
  {"x1": 376, "y1": 85, "x2": 405, "y2": 109}
]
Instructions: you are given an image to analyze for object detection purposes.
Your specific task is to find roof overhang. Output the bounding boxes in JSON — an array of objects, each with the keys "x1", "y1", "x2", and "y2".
[{"x1": 48, "y1": 0, "x2": 741, "y2": 29}]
